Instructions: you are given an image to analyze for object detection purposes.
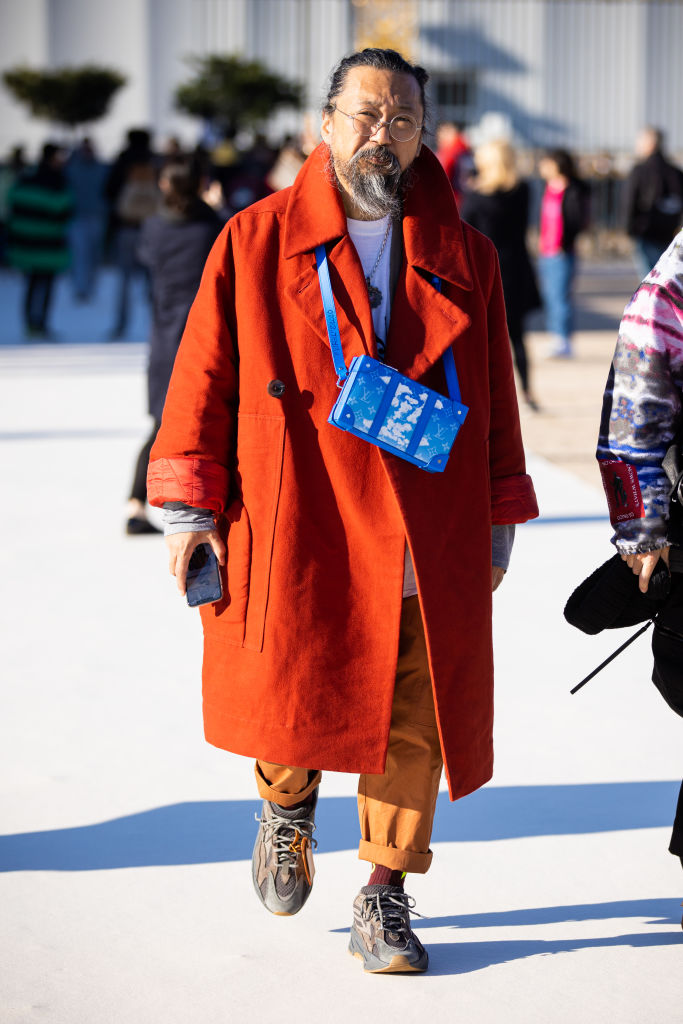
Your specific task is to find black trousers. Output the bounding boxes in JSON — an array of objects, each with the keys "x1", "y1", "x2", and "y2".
[
  {"x1": 507, "y1": 312, "x2": 529, "y2": 394},
  {"x1": 24, "y1": 271, "x2": 55, "y2": 332},
  {"x1": 670, "y1": 780, "x2": 683, "y2": 860},
  {"x1": 129, "y1": 420, "x2": 161, "y2": 503}
]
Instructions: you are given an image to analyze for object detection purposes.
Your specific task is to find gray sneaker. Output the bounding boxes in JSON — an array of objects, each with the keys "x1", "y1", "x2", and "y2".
[
  {"x1": 251, "y1": 789, "x2": 318, "y2": 916},
  {"x1": 348, "y1": 884, "x2": 428, "y2": 973}
]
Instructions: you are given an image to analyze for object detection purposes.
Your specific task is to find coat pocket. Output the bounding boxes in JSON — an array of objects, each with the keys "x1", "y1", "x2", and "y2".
[
  {"x1": 200, "y1": 497, "x2": 252, "y2": 647},
  {"x1": 238, "y1": 413, "x2": 286, "y2": 652}
]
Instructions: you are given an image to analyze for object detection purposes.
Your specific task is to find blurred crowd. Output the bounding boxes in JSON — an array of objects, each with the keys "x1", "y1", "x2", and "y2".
[
  {"x1": 438, "y1": 122, "x2": 683, "y2": 408},
  {"x1": 1, "y1": 120, "x2": 681, "y2": 430},
  {"x1": 0, "y1": 127, "x2": 314, "y2": 340}
]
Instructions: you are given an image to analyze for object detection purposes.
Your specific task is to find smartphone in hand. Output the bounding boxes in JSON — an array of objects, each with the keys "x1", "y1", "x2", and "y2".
[{"x1": 186, "y1": 543, "x2": 223, "y2": 607}]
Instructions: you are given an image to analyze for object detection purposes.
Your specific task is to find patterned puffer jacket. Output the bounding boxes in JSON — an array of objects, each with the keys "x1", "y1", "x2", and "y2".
[{"x1": 597, "y1": 230, "x2": 683, "y2": 553}]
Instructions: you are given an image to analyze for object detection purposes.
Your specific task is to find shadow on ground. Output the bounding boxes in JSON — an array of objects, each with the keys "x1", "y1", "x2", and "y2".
[
  {"x1": 1, "y1": 781, "x2": 679, "y2": 873},
  {"x1": 335, "y1": 897, "x2": 683, "y2": 975},
  {"x1": 423, "y1": 923, "x2": 683, "y2": 976}
]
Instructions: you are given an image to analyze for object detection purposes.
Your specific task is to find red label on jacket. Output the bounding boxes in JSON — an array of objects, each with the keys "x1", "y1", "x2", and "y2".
[{"x1": 599, "y1": 460, "x2": 644, "y2": 523}]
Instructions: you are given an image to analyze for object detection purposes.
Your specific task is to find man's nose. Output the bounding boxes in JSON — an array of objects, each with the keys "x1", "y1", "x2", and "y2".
[{"x1": 369, "y1": 121, "x2": 392, "y2": 143}]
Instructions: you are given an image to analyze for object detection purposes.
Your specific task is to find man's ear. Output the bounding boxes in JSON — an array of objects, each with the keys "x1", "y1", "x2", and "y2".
[{"x1": 320, "y1": 112, "x2": 334, "y2": 145}]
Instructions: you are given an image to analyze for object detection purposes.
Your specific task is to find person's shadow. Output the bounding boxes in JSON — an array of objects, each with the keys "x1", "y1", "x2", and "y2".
[
  {"x1": 333, "y1": 899, "x2": 683, "y2": 975},
  {"x1": 2, "y1": 781, "x2": 680, "y2": 975}
]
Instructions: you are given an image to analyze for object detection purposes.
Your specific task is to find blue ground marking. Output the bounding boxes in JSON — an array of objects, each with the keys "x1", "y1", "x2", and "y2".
[
  {"x1": 528, "y1": 514, "x2": 609, "y2": 525},
  {"x1": 0, "y1": 780, "x2": 678, "y2": 872}
]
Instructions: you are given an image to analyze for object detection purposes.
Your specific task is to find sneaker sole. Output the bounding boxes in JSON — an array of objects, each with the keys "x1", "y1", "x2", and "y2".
[
  {"x1": 348, "y1": 932, "x2": 428, "y2": 974},
  {"x1": 349, "y1": 949, "x2": 428, "y2": 973}
]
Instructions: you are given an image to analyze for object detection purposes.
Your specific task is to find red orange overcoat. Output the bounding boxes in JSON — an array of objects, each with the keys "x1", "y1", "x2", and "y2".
[{"x1": 148, "y1": 144, "x2": 538, "y2": 800}]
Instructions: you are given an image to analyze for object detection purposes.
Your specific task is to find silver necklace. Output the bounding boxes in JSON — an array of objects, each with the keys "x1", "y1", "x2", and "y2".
[{"x1": 365, "y1": 218, "x2": 392, "y2": 309}]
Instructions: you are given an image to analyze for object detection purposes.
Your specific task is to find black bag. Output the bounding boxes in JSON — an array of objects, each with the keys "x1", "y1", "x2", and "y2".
[
  {"x1": 565, "y1": 440, "x2": 683, "y2": 707},
  {"x1": 650, "y1": 439, "x2": 683, "y2": 716},
  {"x1": 662, "y1": 440, "x2": 683, "y2": 546},
  {"x1": 651, "y1": 573, "x2": 683, "y2": 717}
]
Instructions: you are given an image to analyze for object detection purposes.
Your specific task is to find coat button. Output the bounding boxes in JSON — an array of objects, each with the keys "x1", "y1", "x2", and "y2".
[{"x1": 267, "y1": 379, "x2": 286, "y2": 398}]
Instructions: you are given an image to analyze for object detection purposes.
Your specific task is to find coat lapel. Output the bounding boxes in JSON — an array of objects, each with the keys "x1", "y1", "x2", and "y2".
[
  {"x1": 386, "y1": 146, "x2": 475, "y2": 379},
  {"x1": 386, "y1": 265, "x2": 472, "y2": 380},
  {"x1": 283, "y1": 236, "x2": 376, "y2": 367},
  {"x1": 283, "y1": 145, "x2": 376, "y2": 365}
]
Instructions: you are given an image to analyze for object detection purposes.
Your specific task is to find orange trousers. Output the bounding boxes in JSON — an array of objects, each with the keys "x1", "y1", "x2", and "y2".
[{"x1": 255, "y1": 595, "x2": 443, "y2": 874}]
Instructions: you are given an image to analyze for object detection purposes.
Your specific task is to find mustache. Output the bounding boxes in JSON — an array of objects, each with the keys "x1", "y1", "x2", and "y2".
[
  {"x1": 326, "y1": 143, "x2": 415, "y2": 220},
  {"x1": 351, "y1": 145, "x2": 400, "y2": 174}
]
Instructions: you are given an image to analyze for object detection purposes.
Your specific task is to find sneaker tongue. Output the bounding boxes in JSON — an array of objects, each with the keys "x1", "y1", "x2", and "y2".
[{"x1": 360, "y1": 883, "x2": 404, "y2": 896}]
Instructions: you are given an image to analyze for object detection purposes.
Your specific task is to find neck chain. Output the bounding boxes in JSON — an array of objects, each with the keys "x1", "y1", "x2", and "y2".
[{"x1": 365, "y1": 217, "x2": 392, "y2": 309}]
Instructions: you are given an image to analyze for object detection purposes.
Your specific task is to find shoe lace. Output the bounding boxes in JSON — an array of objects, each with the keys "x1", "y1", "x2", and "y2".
[
  {"x1": 255, "y1": 809, "x2": 318, "y2": 868},
  {"x1": 363, "y1": 891, "x2": 425, "y2": 936}
]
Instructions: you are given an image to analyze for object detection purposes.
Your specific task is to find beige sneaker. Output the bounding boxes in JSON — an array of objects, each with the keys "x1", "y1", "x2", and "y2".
[
  {"x1": 348, "y1": 884, "x2": 428, "y2": 973},
  {"x1": 251, "y1": 790, "x2": 318, "y2": 916}
]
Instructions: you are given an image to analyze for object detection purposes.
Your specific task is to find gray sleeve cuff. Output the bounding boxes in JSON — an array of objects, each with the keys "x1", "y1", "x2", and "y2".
[
  {"x1": 162, "y1": 501, "x2": 215, "y2": 537},
  {"x1": 492, "y1": 524, "x2": 515, "y2": 571},
  {"x1": 163, "y1": 520, "x2": 216, "y2": 535}
]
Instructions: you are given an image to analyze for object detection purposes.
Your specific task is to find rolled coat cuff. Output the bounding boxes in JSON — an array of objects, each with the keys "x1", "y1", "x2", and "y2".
[
  {"x1": 491, "y1": 473, "x2": 539, "y2": 525},
  {"x1": 147, "y1": 456, "x2": 229, "y2": 513}
]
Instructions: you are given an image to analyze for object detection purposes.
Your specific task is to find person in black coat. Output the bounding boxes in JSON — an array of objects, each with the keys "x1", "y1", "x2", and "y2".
[
  {"x1": 126, "y1": 161, "x2": 221, "y2": 534},
  {"x1": 461, "y1": 139, "x2": 541, "y2": 408},
  {"x1": 623, "y1": 127, "x2": 683, "y2": 279}
]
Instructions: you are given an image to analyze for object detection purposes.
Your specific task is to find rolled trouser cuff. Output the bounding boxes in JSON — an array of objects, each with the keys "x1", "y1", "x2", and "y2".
[
  {"x1": 358, "y1": 839, "x2": 433, "y2": 875},
  {"x1": 254, "y1": 762, "x2": 322, "y2": 808}
]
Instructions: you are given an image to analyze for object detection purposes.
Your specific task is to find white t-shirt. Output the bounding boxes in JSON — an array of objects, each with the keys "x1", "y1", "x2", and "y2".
[{"x1": 346, "y1": 215, "x2": 392, "y2": 358}]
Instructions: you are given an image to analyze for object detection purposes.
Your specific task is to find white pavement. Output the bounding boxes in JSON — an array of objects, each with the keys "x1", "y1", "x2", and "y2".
[{"x1": 0, "y1": 340, "x2": 681, "y2": 1024}]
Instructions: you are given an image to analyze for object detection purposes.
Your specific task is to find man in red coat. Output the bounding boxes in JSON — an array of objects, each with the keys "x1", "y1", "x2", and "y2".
[{"x1": 148, "y1": 48, "x2": 538, "y2": 974}]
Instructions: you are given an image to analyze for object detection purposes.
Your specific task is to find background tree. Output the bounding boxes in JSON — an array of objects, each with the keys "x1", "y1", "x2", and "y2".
[
  {"x1": 175, "y1": 55, "x2": 303, "y2": 139},
  {"x1": 3, "y1": 65, "x2": 126, "y2": 130}
]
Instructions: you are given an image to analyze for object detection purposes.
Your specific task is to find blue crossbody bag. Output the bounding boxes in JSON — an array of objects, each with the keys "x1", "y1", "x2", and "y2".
[{"x1": 315, "y1": 244, "x2": 469, "y2": 473}]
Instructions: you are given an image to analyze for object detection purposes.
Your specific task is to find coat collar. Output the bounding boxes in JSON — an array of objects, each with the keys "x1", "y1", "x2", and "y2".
[
  {"x1": 283, "y1": 143, "x2": 473, "y2": 291},
  {"x1": 282, "y1": 143, "x2": 474, "y2": 378}
]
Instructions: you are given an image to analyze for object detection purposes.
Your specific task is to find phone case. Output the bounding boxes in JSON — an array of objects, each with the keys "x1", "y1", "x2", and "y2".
[{"x1": 186, "y1": 544, "x2": 223, "y2": 607}]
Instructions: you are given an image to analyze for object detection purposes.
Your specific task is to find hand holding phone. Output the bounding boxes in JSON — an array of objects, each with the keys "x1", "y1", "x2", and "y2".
[
  {"x1": 185, "y1": 543, "x2": 223, "y2": 607},
  {"x1": 166, "y1": 529, "x2": 226, "y2": 598}
]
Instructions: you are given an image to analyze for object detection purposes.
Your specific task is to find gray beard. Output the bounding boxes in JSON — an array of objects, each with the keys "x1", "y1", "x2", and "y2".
[{"x1": 330, "y1": 145, "x2": 409, "y2": 220}]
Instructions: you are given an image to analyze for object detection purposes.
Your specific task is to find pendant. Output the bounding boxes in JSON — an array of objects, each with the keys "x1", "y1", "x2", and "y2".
[{"x1": 366, "y1": 278, "x2": 383, "y2": 309}]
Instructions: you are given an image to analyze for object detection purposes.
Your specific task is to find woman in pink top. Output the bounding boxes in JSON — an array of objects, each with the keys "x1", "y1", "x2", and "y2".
[{"x1": 538, "y1": 148, "x2": 590, "y2": 357}]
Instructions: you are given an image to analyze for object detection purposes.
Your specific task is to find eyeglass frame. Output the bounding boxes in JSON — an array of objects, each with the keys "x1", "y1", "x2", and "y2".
[{"x1": 331, "y1": 105, "x2": 423, "y2": 143}]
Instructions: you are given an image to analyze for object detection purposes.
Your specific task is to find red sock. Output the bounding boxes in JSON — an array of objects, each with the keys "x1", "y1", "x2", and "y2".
[{"x1": 368, "y1": 864, "x2": 405, "y2": 888}]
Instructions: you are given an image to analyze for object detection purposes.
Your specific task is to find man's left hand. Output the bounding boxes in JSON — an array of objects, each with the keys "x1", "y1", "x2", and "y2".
[{"x1": 492, "y1": 566, "x2": 505, "y2": 592}]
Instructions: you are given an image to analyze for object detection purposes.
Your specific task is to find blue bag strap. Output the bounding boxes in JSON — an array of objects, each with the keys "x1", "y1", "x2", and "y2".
[
  {"x1": 314, "y1": 245, "x2": 462, "y2": 403},
  {"x1": 430, "y1": 275, "x2": 462, "y2": 404},
  {"x1": 315, "y1": 244, "x2": 348, "y2": 383}
]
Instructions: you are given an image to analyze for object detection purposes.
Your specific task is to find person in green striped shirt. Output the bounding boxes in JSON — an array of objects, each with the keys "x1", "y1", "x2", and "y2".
[{"x1": 6, "y1": 143, "x2": 73, "y2": 339}]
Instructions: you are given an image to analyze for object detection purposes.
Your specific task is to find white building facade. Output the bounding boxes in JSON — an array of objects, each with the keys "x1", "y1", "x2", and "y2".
[{"x1": 1, "y1": 0, "x2": 682, "y2": 159}]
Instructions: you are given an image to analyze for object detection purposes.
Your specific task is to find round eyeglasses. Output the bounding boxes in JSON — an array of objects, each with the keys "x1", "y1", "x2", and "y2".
[{"x1": 332, "y1": 105, "x2": 422, "y2": 143}]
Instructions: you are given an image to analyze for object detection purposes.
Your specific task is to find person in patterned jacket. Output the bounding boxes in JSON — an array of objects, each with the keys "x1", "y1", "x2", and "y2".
[{"x1": 597, "y1": 229, "x2": 683, "y2": 895}]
